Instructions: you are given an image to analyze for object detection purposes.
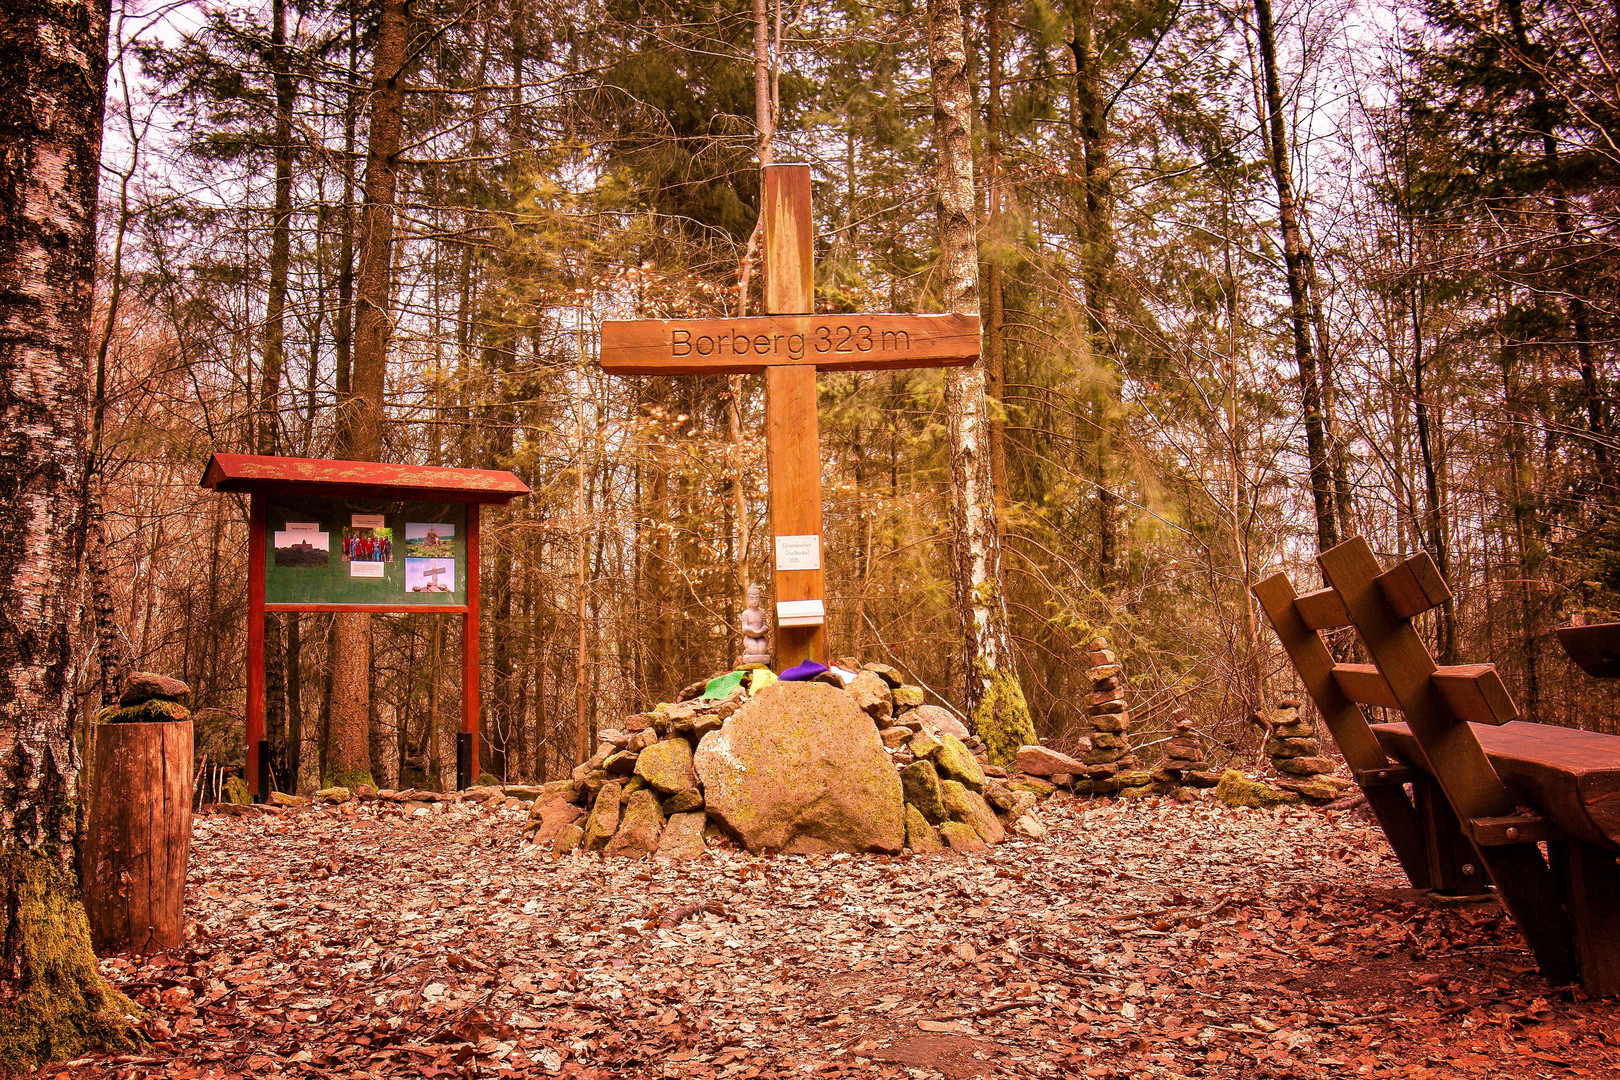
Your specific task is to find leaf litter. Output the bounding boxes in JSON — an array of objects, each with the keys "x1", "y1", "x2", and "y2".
[{"x1": 51, "y1": 794, "x2": 1620, "y2": 1079}]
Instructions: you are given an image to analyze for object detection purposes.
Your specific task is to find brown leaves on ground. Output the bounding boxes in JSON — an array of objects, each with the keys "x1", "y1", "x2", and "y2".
[{"x1": 50, "y1": 796, "x2": 1620, "y2": 1079}]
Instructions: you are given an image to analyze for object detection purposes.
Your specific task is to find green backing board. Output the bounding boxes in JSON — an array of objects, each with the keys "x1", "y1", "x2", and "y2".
[{"x1": 265, "y1": 496, "x2": 466, "y2": 607}]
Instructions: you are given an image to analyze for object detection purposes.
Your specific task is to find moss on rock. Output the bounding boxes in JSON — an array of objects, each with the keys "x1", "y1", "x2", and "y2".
[
  {"x1": 1215, "y1": 769, "x2": 1302, "y2": 808},
  {"x1": 968, "y1": 662, "x2": 1038, "y2": 767},
  {"x1": 0, "y1": 849, "x2": 140, "y2": 1076}
]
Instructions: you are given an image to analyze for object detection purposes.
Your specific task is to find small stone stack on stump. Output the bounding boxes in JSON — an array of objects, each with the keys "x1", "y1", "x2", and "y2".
[
  {"x1": 95, "y1": 672, "x2": 193, "y2": 725},
  {"x1": 521, "y1": 660, "x2": 1058, "y2": 859},
  {"x1": 1078, "y1": 637, "x2": 1151, "y2": 797},
  {"x1": 1264, "y1": 699, "x2": 1355, "y2": 802},
  {"x1": 1151, "y1": 709, "x2": 1219, "y2": 799}
]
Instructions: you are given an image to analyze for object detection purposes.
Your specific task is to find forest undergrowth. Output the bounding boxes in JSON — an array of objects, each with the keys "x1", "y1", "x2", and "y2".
[{"x1": 50, "y1": 797, "x2": 1620, "y2": 1080}]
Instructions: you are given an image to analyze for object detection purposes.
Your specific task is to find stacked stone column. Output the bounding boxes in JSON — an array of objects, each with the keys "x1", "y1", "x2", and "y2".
[
  {"x1": 1264, "y1": 699, "x2": 1354, "y2": 801},
  {"x1": 1078, "y1": 636, "x2": 1148, "y2": 795},
  {"x1": 1151, "y1": 709, "x2": 1219, "y2": 799}
]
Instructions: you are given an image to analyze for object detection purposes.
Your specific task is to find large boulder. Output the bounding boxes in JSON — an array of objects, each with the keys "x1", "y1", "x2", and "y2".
[
  {"x1": 1015, "y1": 744, "x2": 1085, "y2": 777},
  {"x1": 635, "y1": 738, "x2": 697, "y2": 794},
  {"x1": 694, "y1": 681, "x2": 905, "y2": 854}
]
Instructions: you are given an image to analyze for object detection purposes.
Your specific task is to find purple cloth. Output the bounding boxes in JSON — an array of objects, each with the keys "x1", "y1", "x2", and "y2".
[{"x1": 777, "y1": 660, "x2": 829, "y2": 682}]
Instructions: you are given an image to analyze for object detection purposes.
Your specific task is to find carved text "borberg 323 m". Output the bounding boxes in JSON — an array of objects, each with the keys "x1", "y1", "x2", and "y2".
[{"x1": 670, "y1": 324, "x2": 911, "y2": 361}]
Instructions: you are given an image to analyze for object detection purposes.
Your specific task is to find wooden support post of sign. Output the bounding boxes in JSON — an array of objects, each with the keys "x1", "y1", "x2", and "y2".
[
  {"x1": 247, "y1": 491, "x2": 267, "y2": 801},
  {"x1": 460, "y1": 503, "x2": 480, "y2": 788},
  {"x1": 764, "y1": 164, "x2": 827, "y2": 668}
]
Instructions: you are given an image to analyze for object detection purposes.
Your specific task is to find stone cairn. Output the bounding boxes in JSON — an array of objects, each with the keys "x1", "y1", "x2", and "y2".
[
  {"x1": 1150, "y1": 708, "x2": 1219, "y2": 800},
  {"x1": 522, "y1": 660, "x2": 1060, "y2": 860},
  {"x1": 1264, "y1": 698, "x2": 1355, "y2": 802},
  {"x1": 1075, "y1": 637, "x2": 1152, "y2": 798}
]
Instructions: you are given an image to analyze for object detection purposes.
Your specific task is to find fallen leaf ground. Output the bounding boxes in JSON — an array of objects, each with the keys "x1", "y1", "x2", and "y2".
[{"x1": 54, "y1": 795, "x2": 1620, "y2": 1079}]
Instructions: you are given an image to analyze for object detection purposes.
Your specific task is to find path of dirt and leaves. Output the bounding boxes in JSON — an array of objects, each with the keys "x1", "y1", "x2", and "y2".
[{"x1": 53, "y1": 794, "x2": 1620, "y2": 1079}]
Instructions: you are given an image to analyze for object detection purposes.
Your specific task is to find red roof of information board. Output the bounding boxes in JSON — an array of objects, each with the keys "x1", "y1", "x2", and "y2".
[{"x1": 199, "y1": 454, "x2": 530, "y2": 503}]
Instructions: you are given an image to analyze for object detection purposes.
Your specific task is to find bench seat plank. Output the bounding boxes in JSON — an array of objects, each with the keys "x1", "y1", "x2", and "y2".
[{"x1": 1372, "y1": 721, "x2": 1620, "y2": 852}]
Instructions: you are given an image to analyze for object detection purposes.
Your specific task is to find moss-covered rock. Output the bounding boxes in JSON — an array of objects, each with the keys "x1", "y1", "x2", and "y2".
[
  {"x1": 900, "y1": 760, "x2": 946, "y2": 823},
  {"x1": 0, "y1": 849, "x2": 141, "y2": 1076},
  {"x1": 938, "y1": 820, "x2": 988, "y2": 853},
  {"x1": 221, "y1": 777, "x2": 251, "y2": 805},
  {"x1": 634, "y1": 738, "x2": 697, "y2": 795},
  {"x1": 552, "y1": 823, "x2": 585, "y2": 857},
  {"x1": 904, "y1": 804, "x2": 944, "y2": 854},
  {"x1": 582, "y1": 782, "x2": 623, "y2": 850},
  {"x1": 1215, "y1": 769, "x2": 1302, "y2": 808},
  {"x1": 605, "y1": 789, "x2": 665, "y2": 857},
  {"x1": 269, "y1": 791, "x2": 308, "y2": 807},
  {"x1": 1009, "y1": 777, "x2": 1056, "y2": 799},
  {"x1": 934, "y1": 733, "x2": 986, "y2": 792},
  {"x1": 660, "y1": 787, "x2": 704, "y2": 814},
  {"x1": 940, "y1": 779, "x2": 1005, "y2": 844}
]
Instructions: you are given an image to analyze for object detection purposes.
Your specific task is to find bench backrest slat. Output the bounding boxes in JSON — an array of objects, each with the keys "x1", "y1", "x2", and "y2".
[
  {"x1": 1431, "y1": 665, "x2": 1518, "y2": 726},
  {"x1": 1293, "y1": 586, "x2": 1353, "y2": 630},
  {"x1": 1332, "y1": 664, "x2": 1400, "y2": 709}
]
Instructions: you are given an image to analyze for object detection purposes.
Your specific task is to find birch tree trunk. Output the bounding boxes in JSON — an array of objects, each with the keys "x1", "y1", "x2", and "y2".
[
  {"x1": 329, "y1": 0, "x2": 409, "y2": 787},
  {"x1": 0, "y1": 0, "x2": 138, "y2": 1067},
  {"x1": 927, "y1": 0, "x2": 1037, "y2": 765}
]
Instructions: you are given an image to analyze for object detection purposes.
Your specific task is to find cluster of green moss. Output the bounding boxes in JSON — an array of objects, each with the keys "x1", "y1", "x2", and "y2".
[
  {"x1": 0, "y1": 848, "x2": 139, "y2": 1077},
  {"x1": 323, "y1": 767, "x2": 375, "y2": 791},
  {"x1": 92, "y1": 699, "x2": 189, "y2": 724},
  {"x1": 969, "y1": 661, "x2": 1037, "y2": 767}
]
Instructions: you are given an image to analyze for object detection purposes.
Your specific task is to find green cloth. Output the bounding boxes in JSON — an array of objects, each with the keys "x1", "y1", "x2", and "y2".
[{"x1": 702, "y1": 671, "x2": 745, "y2": 700}]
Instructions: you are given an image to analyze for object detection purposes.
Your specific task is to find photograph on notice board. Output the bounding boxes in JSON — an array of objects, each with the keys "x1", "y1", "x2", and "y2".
[
  {"x1": 342, "y1": 526, "x2": 394, "y2": 563},
  {"x1": 272, "y1": 523, "x2": 329, "y2": 568},
  {"x1": 405, "y1": 557, "x2": 455, "y2": 593},
  {"x1": 404, "y1": 522, "x2": 454, "y2": 558}
]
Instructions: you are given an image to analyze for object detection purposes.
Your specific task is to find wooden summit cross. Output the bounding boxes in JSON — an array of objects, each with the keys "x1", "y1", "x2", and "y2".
[{"x1": 599, "y1": 164, "x2": 980, "y2": 668}]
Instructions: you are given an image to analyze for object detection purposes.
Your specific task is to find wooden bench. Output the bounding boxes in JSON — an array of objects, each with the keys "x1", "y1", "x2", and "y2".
[{"x1": 1255, "y1": 537, "x2": 1620, "y2": 995}]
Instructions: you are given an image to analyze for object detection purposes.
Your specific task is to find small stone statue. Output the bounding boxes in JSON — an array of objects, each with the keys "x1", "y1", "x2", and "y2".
[{"x1": 740, "y1": 582, "x2": 772, "y2": 665}]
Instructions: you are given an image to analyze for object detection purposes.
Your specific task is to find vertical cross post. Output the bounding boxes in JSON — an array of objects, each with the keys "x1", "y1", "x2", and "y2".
[{"x1": 763, "y1": 164, "x2": 828, "y2": 667}]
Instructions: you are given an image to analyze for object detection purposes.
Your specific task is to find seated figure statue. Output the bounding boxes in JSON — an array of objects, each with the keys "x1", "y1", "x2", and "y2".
[{"x1": 740, "y1": 583, "x2": 771, "y2": 665}]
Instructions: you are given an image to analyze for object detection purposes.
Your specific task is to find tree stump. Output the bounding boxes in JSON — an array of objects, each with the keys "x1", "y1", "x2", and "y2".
[{"x1": 83, "y1": 719, "x2": 194, "y2": 953}]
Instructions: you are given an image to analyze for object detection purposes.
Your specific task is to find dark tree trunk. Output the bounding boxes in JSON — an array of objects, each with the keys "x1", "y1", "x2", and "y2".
[
  {"x1": 0, "y1": 0, "x2": 138, "y2": 1067},
  {"x1": 1251, "y1": 0, "x2": 1338, "y2": 555},
  {"x1": 329, "y1": 0, "x2": 409, "y2": 787}
]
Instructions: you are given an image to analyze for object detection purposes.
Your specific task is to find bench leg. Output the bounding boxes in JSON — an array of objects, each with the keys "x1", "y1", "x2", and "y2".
[
  {"x1": 1551, "y1": 840, "x2": 1620, "y2": 996},
  {"x1": 1414, "y1": 774, "x2": 1489, "y2": 897}
]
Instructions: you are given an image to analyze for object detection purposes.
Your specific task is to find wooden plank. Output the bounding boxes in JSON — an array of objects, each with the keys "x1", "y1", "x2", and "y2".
[
  {"x1": 200, "y1": 452, "x2": 530, "y2": 503},
  {"x1": 1252, "y1": 573, "x2": 1430, "y2": 888},
  {"x1": 1555, "y1": 623, "x2": 1620, "y2": 678},
  {"x1": 266, "y1": 603, "x2": 469, "y2": 614},
  {"x1": 1293, "y1": 586, "x2": 1352, "y2": 629},
  {"x1": 1467, "y1": 813, "x2": 1559, "y2": 846},
  {"x1": 598, "y1": 313, "x2": 981, "y2": 376},
  {"x1": 763, "y1": 164, "x2": 827, "y2": 669},
  {"x1": 1375, "y1": 551, "x2": 1452, "y2": 619},
  {"x1": 1332, "y1": 663, "x2": 1400, "y2": 708},
  {"x1": 1432, "y1": 664, "x2": 1518, "y2": 725},
  {"x1": 1354, "y1": 764, "x2": 1416, "y2": 787},
  {"x1": 248, "y1": 491, "x2": 266, "y2": 799},
  {"x1": 463, "y1": 503, "x2": 480, "y2": 785},
  {"x1": 1373, "y1": 720, "x2": 1620, "y2": 850},
  {"x1": 1320, "y1": 537, "x2": 1577, "y2": 983},
  {"x1": 767, "y1": 364, "x2": 827, "y2": 668},
  {"x1": 1557, "y1": 840, "x2": 1620, "y2": 995},
  {"x1": 1415, "y1": 773, "x2": 1490, "y2": 896}
]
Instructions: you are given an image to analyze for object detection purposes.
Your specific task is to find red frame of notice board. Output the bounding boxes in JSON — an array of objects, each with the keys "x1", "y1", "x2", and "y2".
[{"x1": 201, "y1": 454, "x2": 530, "y2": 799}]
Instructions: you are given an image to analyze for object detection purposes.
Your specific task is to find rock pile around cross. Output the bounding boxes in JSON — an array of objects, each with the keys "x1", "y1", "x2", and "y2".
[{"x1": 524, "y1": 663, "x2": 1071, "y2": 858}]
